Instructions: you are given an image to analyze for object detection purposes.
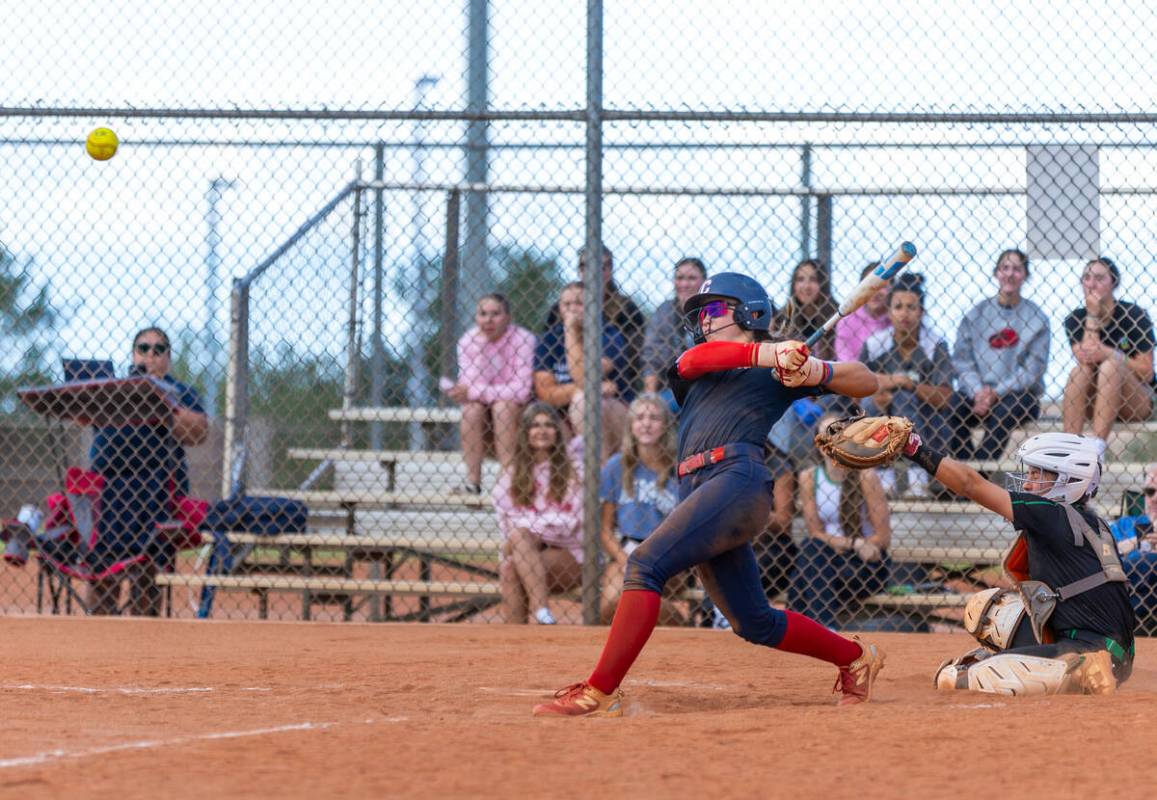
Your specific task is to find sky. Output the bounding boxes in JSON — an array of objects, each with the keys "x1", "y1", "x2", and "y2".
[{"x1": 2, "y1": 0, "x2": 1157, "y2": 402}]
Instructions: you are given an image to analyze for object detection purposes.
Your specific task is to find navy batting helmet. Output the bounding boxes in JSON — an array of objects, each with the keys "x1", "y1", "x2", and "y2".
[{"x1": 683, "y1": 272, "x2": 774, "y2": 339}]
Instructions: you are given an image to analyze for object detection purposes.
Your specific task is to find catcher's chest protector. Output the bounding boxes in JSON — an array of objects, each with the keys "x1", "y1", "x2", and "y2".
[{"x1": 1007, "y1": 503, "x2": 1127, "y2": 643}]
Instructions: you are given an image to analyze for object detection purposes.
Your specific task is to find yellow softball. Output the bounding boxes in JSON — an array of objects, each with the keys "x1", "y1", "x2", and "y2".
[{"x1": 85, "y1": 127, "x2": 119, "y2": 161}]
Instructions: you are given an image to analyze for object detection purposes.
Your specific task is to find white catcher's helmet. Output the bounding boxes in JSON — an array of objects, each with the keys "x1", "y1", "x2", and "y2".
[{"x1": 1005, "y1": 432, "x2": 1102, "y2": 504}]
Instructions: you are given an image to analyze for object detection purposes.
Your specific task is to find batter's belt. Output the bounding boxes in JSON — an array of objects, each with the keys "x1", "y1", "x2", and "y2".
[{"x1": 677, "y1": 443, "x2": 764, "y2": 478}]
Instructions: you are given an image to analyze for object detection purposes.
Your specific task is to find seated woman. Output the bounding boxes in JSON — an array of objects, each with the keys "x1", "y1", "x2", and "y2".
[
  {"x1": 1062, "y1": 257, "x2": 1156, "y2": 457},
  {"x1": 641, "y1": 257, "x2": 707, "y2": 408},
  {"x1": 491, "y1": 403, "x2": 583, "y2": 625},
  {"x1": 598, "y1": 394, "x2": 681, "y2": 623},
  {"x1": 788, "y1": 413, "x2": 892, "y2": 628},
  {"x1": 533, "y1": 281, "x2": 630, "y2": 459},
  {"x1": 88, "y1": 327, "x2": 209, "y2": 616},
  {"x1": 860, "y1": 273, "x2": 955, "y2": 497},
  {"x1": 1109, "y1": 463, "x2": 1157, "y2": 634},
  {"x1": 763, "y1": 259, "x2": 835, "y2": 585},
  {"x1": 443, "y1": 292, "x2": 536, "y2": 494},
  {"x1": 950, "y1": 248, "x2": 1049, "y2": 461}
]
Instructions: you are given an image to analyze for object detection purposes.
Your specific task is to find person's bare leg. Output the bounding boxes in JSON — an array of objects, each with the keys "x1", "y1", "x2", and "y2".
[
  {"x1": 768, "y1": 471, "x2": 796, "y2": 536},
  {"x1": 499, "y1": 539, "x2": 529, "y2": 623},
  {"x1": 1091, "y1": 358, "x2": 1128, "y2": 440},
  {"x1": 1118, "y1": 367, "x2": 1155, "y2": 422},
  {"x1": 567, "y1": 390, "x2": 586, "y2": 440},
  {"x1": 1063, "y1": 364, "x2": 1095, "y2": 434},
  {"x1": 507, "y1": 527, "x2": 551, "y2": 618},
  {"x1": 491, "y1": 400, "x2": 522, "y2": 469},
  {"x1": 460, "y1": 402, "x2": 488, "y2": 488}
]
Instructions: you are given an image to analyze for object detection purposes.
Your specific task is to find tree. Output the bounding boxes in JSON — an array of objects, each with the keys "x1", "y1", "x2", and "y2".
[{"x1": 0, "y1": 243, "x2": 58, "y2": 408}]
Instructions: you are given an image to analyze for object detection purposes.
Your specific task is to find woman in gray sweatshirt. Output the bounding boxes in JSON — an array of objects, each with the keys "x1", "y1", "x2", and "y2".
[{"x1": 950, "y1": 248, "x2": 1050, "y2": 461}]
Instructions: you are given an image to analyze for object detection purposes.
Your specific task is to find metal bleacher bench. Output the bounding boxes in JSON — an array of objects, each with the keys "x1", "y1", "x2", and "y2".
[{"x1": 156, "y1": 528, "x2": 504, "y2": 622}]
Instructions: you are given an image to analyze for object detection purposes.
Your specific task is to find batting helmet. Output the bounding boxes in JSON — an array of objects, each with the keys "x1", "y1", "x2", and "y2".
[{"x1": 682, "y1": 272, "x2": 774, "y2": 339}]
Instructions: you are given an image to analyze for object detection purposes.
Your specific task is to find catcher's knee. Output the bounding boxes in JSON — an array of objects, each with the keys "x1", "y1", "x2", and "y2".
[
  {"x1": 934, "y1": 649, "x2": 1117, "y2": 696},
  {"x1": 963, "y1": 587, "x2": 1026, "y2": 650}
]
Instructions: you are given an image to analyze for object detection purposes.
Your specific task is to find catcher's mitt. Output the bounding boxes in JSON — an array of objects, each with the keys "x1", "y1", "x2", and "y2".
[{"x1": 814, "y1": 414, "x2": 914, "y2": 469}]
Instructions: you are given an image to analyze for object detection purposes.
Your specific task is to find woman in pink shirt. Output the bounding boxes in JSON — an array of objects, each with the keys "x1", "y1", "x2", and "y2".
[
  {"x1": 834, "y1": 262, "x2": 892, "y2": 362},
  {"x1": 443, "y1": 293, "x2": 536, "y2": 494},
  {"x1": 492, "y1": 402, "x2": 584, "y2": 624}
]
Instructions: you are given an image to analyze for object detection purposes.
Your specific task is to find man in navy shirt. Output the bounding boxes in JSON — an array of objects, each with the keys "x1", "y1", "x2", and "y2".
[
  {"x1": 534, "y1": 282, "x2": 631, "y2": 459},
  {"x1": 88, "y1": 327, "x2": 208, "y2": 616}
]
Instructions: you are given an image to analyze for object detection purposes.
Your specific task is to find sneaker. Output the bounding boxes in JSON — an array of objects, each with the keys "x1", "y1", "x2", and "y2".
[
  {"x1": 833, "y1": 637, "x2": 886, "y2": 706},
  {"x1": 451, "y1": 482, "x2": 483, "y2": 496},
  {"x1": 534, "y1": 607, "x2": 557, "y2": 625},
  {"x1": 1069, "y1": 650, "x2": 1117, "y2": 695},
  {"x1": 532, "y1": 682, "x2": 624, "y2": 718}
]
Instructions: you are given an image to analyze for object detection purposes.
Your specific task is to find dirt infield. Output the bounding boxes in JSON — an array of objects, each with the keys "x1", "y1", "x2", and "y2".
[{"x1": 1, "y1": 618, "x2": 1155, "y2": 799}]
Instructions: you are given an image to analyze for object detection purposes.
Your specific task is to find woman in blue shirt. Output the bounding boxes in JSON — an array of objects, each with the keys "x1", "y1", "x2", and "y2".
[{"x1": 598, "y1": 394, "x2": 680, "y2": 623}]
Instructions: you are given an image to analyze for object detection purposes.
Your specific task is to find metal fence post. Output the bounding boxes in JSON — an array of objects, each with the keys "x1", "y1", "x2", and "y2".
[
  {"x1": 581, "y1": 0, "x2": 605, "y2": 626},
  {"x1": 342, "y1": 170, "x2": 365, "y2": 451},
  {"x1": 221, "y1": 279, "x2": 250, "y2": 498}
]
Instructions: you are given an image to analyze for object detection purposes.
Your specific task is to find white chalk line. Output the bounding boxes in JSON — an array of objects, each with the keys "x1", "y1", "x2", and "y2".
[
  {"x1": 949, "y1": 702, "x2": 1007, "y2": 708},
  {"x1": 0, "y1": 717, "x2": 407, "y2": 770},
  {"x1": 479, "y1": 678, "x2": 735, "y2": 697},
  {"x1": 0, "y1": 684, "x2": 273, "y2": 696}
]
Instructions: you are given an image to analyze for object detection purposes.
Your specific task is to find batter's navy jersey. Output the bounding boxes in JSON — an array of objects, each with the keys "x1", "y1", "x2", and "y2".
[
  {"x1": 1010, "y1": 492, "x2": 1135, "y2": 647},
  {"x1": 667, "y1": 362, "x2": 821, "y2": 460}
]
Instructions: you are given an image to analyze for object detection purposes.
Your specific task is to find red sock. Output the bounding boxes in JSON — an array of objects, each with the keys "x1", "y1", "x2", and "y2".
[
  {"x1": 587, "y1": 590, "x2": 661, "y2": 694},
  {"x1": 775, "y1": 610, "x2": 862, "y2": 666}
]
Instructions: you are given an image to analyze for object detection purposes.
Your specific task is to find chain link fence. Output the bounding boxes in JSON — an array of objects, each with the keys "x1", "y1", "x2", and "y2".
[{"x1": 1, "y1": 2, "x2": 1155, "y2": 632}]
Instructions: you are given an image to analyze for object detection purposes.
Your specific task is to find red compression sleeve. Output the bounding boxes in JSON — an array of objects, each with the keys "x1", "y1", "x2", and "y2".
[
  {"x1": 676, "y1": 341, "x2": 759, "y2": 379},
  {"x1": 587, "y1": 590, "x2": 661, "y2": 694},
  {"x1": 775, "y1": 610, "x2": 862, "y2": 666}
]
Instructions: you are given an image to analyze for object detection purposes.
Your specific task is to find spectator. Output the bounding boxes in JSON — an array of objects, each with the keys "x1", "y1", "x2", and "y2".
[
  {"x1": 1109, "y1": 463, "x2": 1157, "y2": 633},
  {"x1": 492, "y1": 402, "x2": 583, "y2": 625},
  {"x1": 860, "y1": 273, "x2": 955, "y2": 497},
  {"x1": 543, "y1": 245, "x2": 646, "y2": 391},
  {"x1": 765, "y1": 259, "x2": 837, "y2": 557},
  {"x1": 88, "y1": 327, "x2": 209, "y2": 615},
  {"x1": 534, "y1": 281, "x2": 630, "y2": 459},
  {"x1": 834, "y1": 262, "x2": 891, "y2": 362},
  {"x1": 442, "y1": 293, "x2": 536, "y2": 494},
  {"x1": 788, "y1": 414, "x2": 892, "y2": 628},
  {"x1": 641, "y1": 257, "x2": 707, "y2": 406},
  {"x1": 598, "y1": 394, "x2": 682, "y2": 623},
  {"x1": 949, "y1": 248, "x2": 1049, "y2": 461},
  {"x1": 1062, "y1": 257, "x2": 1156, "y2": 457}
]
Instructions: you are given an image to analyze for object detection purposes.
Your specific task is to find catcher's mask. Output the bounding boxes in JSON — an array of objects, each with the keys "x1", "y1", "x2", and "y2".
[{"x1": 682, "y1": 272, "x2": 773, "y2": 343}]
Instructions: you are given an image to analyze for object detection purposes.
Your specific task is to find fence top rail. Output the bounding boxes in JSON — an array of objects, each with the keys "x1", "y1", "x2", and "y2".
[{"x1": 10, "y1": 106, "x2": 1157, "y2": 126}]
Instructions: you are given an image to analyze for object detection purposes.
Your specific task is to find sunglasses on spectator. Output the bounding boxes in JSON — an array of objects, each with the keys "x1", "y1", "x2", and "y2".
[
  {"x1": 1145, "y1": 487, "x2": 1157, "y2": 498},
  {"x1": 135, "y1": 342, "x2": 169, "y2": 355},
  {"x1": 698, "y1": 300, "x2": 735, "y2": 321}
]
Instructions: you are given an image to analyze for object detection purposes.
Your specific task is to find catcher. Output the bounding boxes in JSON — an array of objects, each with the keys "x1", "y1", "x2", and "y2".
[{"x1": 817, "y1": 416, "x2": 1133, "y2": 695}]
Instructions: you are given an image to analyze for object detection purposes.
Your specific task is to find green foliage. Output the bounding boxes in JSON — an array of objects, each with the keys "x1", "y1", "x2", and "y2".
[
  {"x1": 494, "y1": 245, "x2": 565, "y2": 332},
  {"x1": 0, "y1": 244, "x2": 59, "y2": 412}
]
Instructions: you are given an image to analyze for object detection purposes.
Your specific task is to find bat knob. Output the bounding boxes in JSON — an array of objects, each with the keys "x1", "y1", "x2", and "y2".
[{"x1": 901, "y1": 241, "x2": 917, "y2": 257}]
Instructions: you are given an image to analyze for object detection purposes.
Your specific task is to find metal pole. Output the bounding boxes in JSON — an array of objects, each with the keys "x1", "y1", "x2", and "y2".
[
  {"x1": 817, "y1": 194, "x2": 833, "y2": 273},
  {"x1": 221, "y1": 280, "x2": 250, "y2": 497},
  {"x1": 205, "y1": 177, "x2": 235, "y2": 415},
  {"x1": 370, "y1": 144, "x2": 386, "y2": 449},
  {"x1": 461, "y1": 0, "x2": 492, "y2": 325},
  {"x1": 343, "y1": 165, "x2": 365, "y2": 450},
  {"x1": 581, "y1": 0, "x2": 604, "y2": 626},
  {"x1": 440, "y1": 190, "x2": 462, "y2": 384},
  {"x1": 407, "y1": 75, "x2": 439, "y2": 451},
  {"x1": 800, "y1": 144, "x2": 812, "y2": 261}
]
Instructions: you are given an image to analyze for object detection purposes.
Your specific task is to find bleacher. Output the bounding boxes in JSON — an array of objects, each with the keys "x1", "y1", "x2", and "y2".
[{"x1": 164, "y1": 403, "x2": 1154, "y2": 624}]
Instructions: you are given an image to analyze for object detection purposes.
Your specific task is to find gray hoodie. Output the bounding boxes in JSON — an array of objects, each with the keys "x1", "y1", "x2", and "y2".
[{"x1": 952, "y1": 296, "x2": 1050, "y2": 398}]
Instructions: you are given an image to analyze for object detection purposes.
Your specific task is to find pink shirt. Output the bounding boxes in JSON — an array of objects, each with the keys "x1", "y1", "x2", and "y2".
[
  {"x1": 834, "y1": 307, "x2": 892, "y2": 362},
  {"x1": 456, "y1": 324, "x2": 536, "y2": 405},
  {"x1": 492, "y1": 461, "x2": 584, "y2": 563}
]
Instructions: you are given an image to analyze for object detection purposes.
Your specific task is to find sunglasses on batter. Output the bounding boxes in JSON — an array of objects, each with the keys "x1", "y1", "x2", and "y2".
[
  {"x1": 697, "y1": 300, "x2": 735, "y2": 321},
  {"x1": 135, "y1": 342, "x2": 169, "y2": 355}
]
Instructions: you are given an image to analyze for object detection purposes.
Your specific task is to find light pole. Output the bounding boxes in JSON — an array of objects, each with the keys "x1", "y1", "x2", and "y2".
[
  {"x1": 205, "y1": 177, "x2": 235, "y2": 414},
  {"x1": 407, "y1": 74, "x2": 440, "y2": 450}
]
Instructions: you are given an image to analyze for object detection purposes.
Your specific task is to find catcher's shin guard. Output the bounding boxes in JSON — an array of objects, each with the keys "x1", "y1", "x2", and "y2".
[{"x1": 934, "y1": 651, "x2": 1116, "y2": 696}]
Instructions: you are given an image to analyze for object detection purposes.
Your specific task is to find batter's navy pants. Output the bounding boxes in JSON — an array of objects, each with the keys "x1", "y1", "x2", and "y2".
[{"x1": 623, "y1": 446, "x2": 788, "y2": 647}]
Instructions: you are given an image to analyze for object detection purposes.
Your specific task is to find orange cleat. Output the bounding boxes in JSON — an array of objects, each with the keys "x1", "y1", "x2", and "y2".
[
  {"x1": 834, "y1": 637, "x2": 885, "y2": 706},
  {"x1": 532, "y1": 682, "x2": 624, "y2": 718}
]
